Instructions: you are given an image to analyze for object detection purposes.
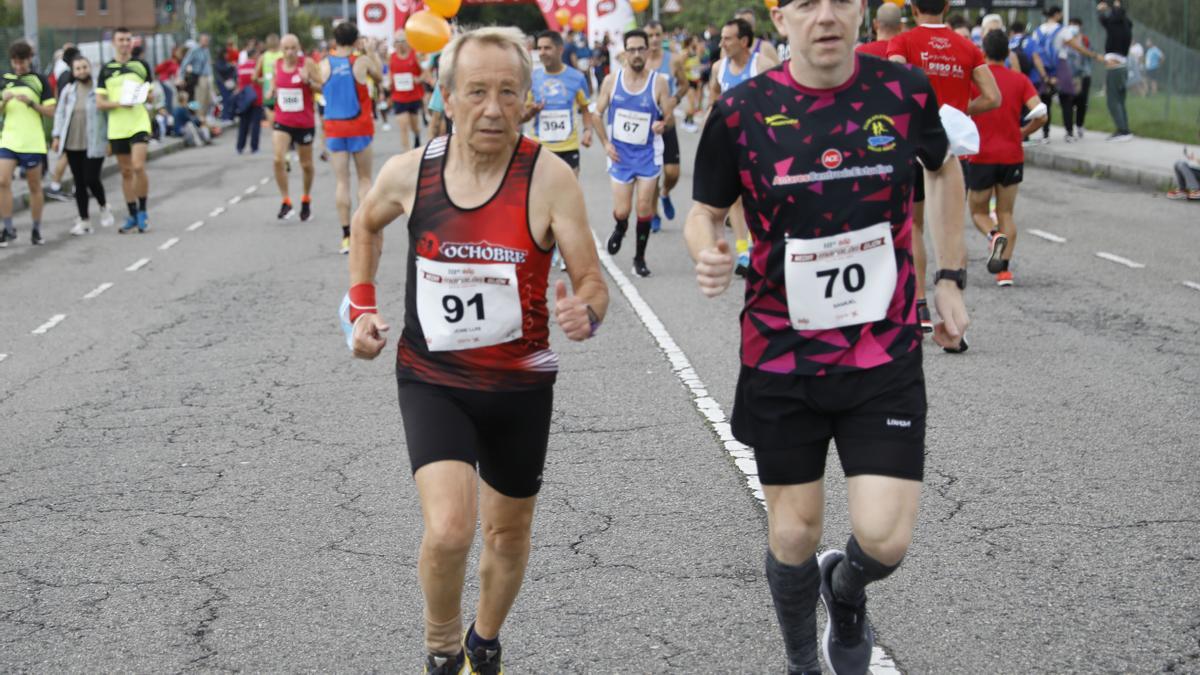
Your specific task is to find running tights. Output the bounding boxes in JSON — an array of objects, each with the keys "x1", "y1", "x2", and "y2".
[{"x1": 65, "y1": 150, "x2": 106, "y2": 220}]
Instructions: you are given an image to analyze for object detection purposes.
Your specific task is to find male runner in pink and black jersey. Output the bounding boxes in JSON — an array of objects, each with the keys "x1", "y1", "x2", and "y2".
[{"x1": 685, "y1": 0, "x2": 970, "y2": 671}]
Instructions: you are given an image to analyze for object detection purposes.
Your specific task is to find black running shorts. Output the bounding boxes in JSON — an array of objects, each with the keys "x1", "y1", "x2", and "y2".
[
  {"x1": 731, "y1": 351, "x2": 927, "y2": 485},
  {"x1": 273, "y1": 122, "x2": 315, "y2": 146},
  {"x1": 553, "y1": 149, "x2": 580, "y2": 170},
  {"x1": 967, "y1": 162, "x2": 1024, "y2": 191},
  {"x1": 912, "y1": 167, "x2": 925, "y2": 203},
  {"x1": 396, "y1": 377, "x2": 553, "y2": 498},
  {"x1": 109, "y1": 132, "x2": 150, "y2": 155},
  {"x1": 661, "y1": 125, "x2": 681, "y2": 166}
]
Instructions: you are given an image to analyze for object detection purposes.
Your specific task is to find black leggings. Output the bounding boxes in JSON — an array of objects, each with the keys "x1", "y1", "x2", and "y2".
[{"x1": 65, "y1": 150, "x2": 106, "y2": 219}]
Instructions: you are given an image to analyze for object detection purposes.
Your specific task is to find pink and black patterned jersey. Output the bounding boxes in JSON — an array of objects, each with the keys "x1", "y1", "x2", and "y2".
[{"x1": 692, "y1": 56, "x2": 949, "y2": 376}]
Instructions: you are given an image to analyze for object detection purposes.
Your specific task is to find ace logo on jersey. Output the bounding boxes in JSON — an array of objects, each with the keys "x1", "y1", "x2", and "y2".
[{"x1": 821, "y1": 149, "x2": 843, "y2": 170}]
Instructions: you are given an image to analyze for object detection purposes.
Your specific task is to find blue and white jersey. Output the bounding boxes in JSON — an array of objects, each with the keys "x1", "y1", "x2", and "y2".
[
  {"x1": 654, "y1": 52, "x2": 677, "y2": 97},
  {"x1": 716, "y1": 53, "x2": 760, "y2": 94},
  {"x1": 606, "y1": 68, "x2": 663, "y2": 179}
]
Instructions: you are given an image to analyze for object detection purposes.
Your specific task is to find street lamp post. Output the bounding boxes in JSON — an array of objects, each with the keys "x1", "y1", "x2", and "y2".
[
  {"x1": 22, "y1": 0, "x2": 38, "y2": 67},
  {"x1": 280, "y1": 0, "x2": 290, "y2": 35}
]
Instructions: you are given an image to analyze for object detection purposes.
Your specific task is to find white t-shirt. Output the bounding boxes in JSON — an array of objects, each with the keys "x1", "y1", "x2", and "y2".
[{"x1": 1038, "y1": 21, "x2": 1080, "y2": 59}]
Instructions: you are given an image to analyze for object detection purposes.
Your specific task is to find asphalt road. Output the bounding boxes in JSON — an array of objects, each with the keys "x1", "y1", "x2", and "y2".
[{"x1": 1, "y1": 122, "x2": 1197, "y2": 673}]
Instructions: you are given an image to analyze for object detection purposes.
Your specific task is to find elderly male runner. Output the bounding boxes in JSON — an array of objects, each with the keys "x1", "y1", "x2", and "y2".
[
  {"x1": 685, "y1": 0, "x2": 970, "y2": 672},
  {"x1": 271, "y1": 34, "x2": 320, "y2": 221},
  {"x1": 345, "y1": 26, "x2": 609, "y2": 675}
]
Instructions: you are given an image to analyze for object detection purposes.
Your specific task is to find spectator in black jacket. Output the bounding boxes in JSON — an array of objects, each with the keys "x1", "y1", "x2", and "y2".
[{"x1": 1097, "y1": 0, "x2": 1133, "y2": 141}]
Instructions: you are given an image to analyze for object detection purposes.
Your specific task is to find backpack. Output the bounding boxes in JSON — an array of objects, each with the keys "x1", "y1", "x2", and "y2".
[
  {"x1": 1012, "y1": 35, "x2": 1035, "y2": 76},
  {"x1": 1031, "y1": 24, "x2": 1064, "y2": 82}
]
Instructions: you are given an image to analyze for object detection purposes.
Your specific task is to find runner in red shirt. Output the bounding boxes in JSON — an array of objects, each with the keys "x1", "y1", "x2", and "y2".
[
  {"x1": 271, "y1": 34, "x2": 320, "y2": 221},
  {"x1": 967, "y1": 30, "x2": 1046, "y2": 287},
  {"x1": 388, "y1": 34, "x2": 425, "y2": 152},
  {"x1": 856, "y1": 3, "x2": 903, "y2": 60},
  {"x1": 234, "y1": 48, "x2": 264, "y2": 154},
  {"x1": 888, "y1": 0, "x2": 999, "y2": 345}
]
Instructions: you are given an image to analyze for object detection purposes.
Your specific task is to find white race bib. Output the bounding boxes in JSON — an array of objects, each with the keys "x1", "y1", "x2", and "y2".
[
  {"x1": 393, "y1": 72, "x2": 415, "y2": 92},
  {"x1": 538, "y1": 109, "x2": 572, "y2": 142},
  {"x1": 783, "y1": 222, "x2": 898, "y2": 331},
  {"x1": 277, "y1": 87, "x2": 303, "y2": 112},
  {"x1": 612, "y1": 108, "x2": 651, "y2": 145},
  {"x1": 416, "y1": 258, "x2": 523, "y2": 352}
]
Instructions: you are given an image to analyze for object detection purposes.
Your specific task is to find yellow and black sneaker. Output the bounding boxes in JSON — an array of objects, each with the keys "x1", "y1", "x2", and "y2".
[
  {"x1": 424, "y1": 651, "x2": 463, "y2": 674},
  {"x1": 461, "y1": 626, "x2": 503, "y2": 675}
]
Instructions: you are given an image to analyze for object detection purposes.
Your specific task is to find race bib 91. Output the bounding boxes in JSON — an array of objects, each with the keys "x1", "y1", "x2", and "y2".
[
  {"x1": 277, "y1": 87, "x2": 303, "y2": 112},
  {"x1": 612, "y1": 108, "x2": 651, "y2": 145},
  {"x1": 416, "y1": 258, "x2": 523, "y2": 352},
  {"x1": 538, "y1": 109, "x2": 572, "y2": 142},
  {"x1": 784, "y1": 222, "x2": 898, "y2": 331}
]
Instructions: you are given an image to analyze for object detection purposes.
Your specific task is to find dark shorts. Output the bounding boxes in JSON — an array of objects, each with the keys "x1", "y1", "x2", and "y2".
[
  {"x1": 393, "y1": 100, "x2": 422, "y2": 115},
  {"x1": 661, "y1": 125, "x2": 680, "y2": 166},
  {"x1": 110, "y1": 132, "x2": 151, "y2": 155},
  {"x1": 731, "y1": 351, "x2": 927, "y2": 485},
  {"x1": 0, "y1": 148, "x2": 46, "y2": 169},
  {"x1": 913, "y1": 167, "x2": 925, "y2": 203},
  {"x1": 273, "y1": 122, "x2": 316, "y2": 146},
  {"x1": 397, "y1": 377, "x2": 553, "y2": 499},
  {"x1": 554, "y1": 149, "x2": 580, "y2": 170},
  {"x1": 968, "y1": 162, "x2": 1024, "y2": 191}
]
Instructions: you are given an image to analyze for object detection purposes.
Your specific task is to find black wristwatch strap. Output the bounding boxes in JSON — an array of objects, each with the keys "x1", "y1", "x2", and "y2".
[{"x1": 934, "y1": 268, "x2": 967, "y2": 290}]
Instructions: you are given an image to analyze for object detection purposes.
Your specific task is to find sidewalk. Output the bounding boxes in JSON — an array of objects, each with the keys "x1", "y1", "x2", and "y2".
[{"x1": 1023, "y1": 125, "x2": 1181, "y2": 191}]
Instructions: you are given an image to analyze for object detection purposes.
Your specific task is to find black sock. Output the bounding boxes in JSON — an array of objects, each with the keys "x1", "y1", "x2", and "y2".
[
  {"x1": 1000, "y1": 259, "x2": 1010, "y2": 272},
  {"x1": 635, "y1": 216, "x2": 651, "y2": 259},
  {"x1": 831, "y1": 535, "x2": 902, "y2": 606},
  {"x1": 127, "y1": 202, "x2": 139, "y2": 217},
  {"x1": 466, "y1": 622, "x2": 499, "y2": 651},
  {"x1": 613, "y1": 215, "x2": 628, "y2": 234},
  {"x1": 342, "y1": 225, "x2": 350, "y2": 238},
  {"x1": 766, "y1": 550, "x2": 821, "y2": 674},
  {"x1": 138, "y1": 196, "x2": 147, "y2": 211}
]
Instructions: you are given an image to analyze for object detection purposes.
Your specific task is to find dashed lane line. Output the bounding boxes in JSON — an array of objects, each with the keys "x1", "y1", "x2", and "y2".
[
  {"x1": 228, "y1": 195, "x2": 242, "y2": 205},
  {"x1": 83, "y1": 282, "x2": 114, "y2": 300},
  {"x1": 1183, "y1": 281, "x2": 1200, "y2": 292},
  {"x1": 32, "y1": 314, "x2": 66, "y2": 335},
  {"x1": 209, "y1": 207, "x2": 225, "y2": 217},
  {"x1": 186, "y1": 220, "x2": 204, "y2": 232},
  {"x1": 125, "y1": 258, "x2": 150, "y2": 272},
  {"x1": 159, "y1": 237, "x2": 180, "y2": 251},
  {"x1": 1028, "y1": 229, "x2": 1067, "y2": 243},
  {"x1": 259, "y1": 177, "x2": 270, "y2": 185},
  {"x1": 0, "y1": 353, "x2": 8, "y2": 363},
  {"x1": 1095, "y1": 251, "x2": 1146, "y2": 269},
  {"x1": 244, "y1": 185, "x2": 258, "y2": 195},
  {"x1": 592, "y1": 235, "x2": 903, "y2": 674}
]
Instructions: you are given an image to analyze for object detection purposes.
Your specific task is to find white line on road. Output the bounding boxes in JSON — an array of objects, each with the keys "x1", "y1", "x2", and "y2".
[
  {"x1": 1183, "y1": 281, "x2": 1200, "y2": 292},
  {"x1": 0, "y1": 353, "x2": 7, "y2": 363},
  {"x1": 260, "y1": 177, "x2": 269, "y2": 185},
  {"x1": 228, "y1": 195, "x2": 242, "y2": 205},
  {"x1": 158, "y1": 237, "x2": 180, "y2": 251},
  {"x1": 244, "y1": 185, "x2": 258, "y2": 195},
  {"x1": 32, "y1": 314, "x2": 66, "y2": 335},
  {"x1": 125, "y1": 257, "x2": 150, "y2": 272},
  {"x1": 186, "y1": 220, "x2": 204, "y2": 231},
  {"x1": 209, "y1": 207, "x2": 225, "y2": 217},
  {"x1": 593, "y1": 236, "x2": 902, "y2": 674},
  {"x1": 1095, "y1": 251, "x2": 1146, "y2": 269},
  {"x1": 1027, "y1": 229, "x2": 1067, "y2": 243},
  {"x1": 83, "y1": 282, "x2": 114, "y2": 299}
]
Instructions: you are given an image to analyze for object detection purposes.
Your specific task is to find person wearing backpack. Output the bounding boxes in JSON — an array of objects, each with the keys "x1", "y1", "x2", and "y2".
[{"x1": 1030, "y1": 6, "x2": 1101, "y2": 143}]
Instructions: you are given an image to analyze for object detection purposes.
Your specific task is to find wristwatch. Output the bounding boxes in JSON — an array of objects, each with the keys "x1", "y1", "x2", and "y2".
[{"x1": 934, "y1": 268, "x2": 967, "y2": 290}]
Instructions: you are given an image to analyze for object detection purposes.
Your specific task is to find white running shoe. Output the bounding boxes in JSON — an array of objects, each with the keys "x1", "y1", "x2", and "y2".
[
  {"x1": 70, "y1": 218, "x2": 92, "y2": 236},
  {"x1": 99, "y1": 206, "x2": 115, "y2": 228}
]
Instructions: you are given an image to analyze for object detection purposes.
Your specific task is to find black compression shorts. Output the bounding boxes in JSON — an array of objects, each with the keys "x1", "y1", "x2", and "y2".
[
  {"x1": 553, "y1": 149, "x2": 580, "y2": 170},
  {"x1": 913, "y1": 167, "x2": 925, "y2": 203},
  {"x1": 967, "y1": 162, "x2": 1024, "y2": 191},
  {"x1": 109, "y1": 132, "x2": 150, "y2": 155},
  {"x1": 662, "y1": 125, "x2": 680, "y2": 166},
  {"x1": 731, "y1": 350, "x2": 927, "y2": 485},
  {"x1": 397, "y1": 377, "x2": 553, "y2": 498},
  {"x1": 273, "y1": 122, "x2": 315, "y2": 146}
]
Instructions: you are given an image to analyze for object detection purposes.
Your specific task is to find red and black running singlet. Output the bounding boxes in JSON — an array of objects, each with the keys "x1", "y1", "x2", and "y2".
[{"x1": 397, "y1": 135, "x2": 557, "y2": 392}]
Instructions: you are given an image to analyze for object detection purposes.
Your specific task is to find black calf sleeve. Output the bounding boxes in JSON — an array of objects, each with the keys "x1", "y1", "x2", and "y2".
[
  {"x1": 832, "y1": 535, "x2": 902, "y2": 605},
  {"x1": 635, "y1": 216, "x2": 651, "y2": 259},
  {"x1": 766, "y1": 550, "x2": 821, "y2": 674}
]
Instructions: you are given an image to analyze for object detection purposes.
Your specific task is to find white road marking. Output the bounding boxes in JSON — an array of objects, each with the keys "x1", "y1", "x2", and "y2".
[
  {"x1": 228, "y1": 195, "x2": 242, "y2": 205},
  {"x1": 260, "y1": 177, "x2": 269, "y2": 185},
  {"x1": 244, "y1": 185, "x2": 258, "y2": 195},
  {"x1": 594, "y1": 236, "x2": 902, "y2": 674},
  {"x1": 1027, "y1": 229, "x2": 1067, "y2": 243},
  {"x1": 1095, "y1": 251, "x2": 1146, "y2": 269},
  {"x1": 209, "y1": 207, "x2": 225, "y2": 217},
  {"x1": 0, "y1": 353, "x2": 8, "y2": 363},
  {"x1": 32, "y1": 314, "x2": 67, "y2": 335},
  {"x1": 186, "y1": 220, "x2": 204, "y2": 231},
  {"x1": 158, "y1": 237, "x2": 180, "y2": 251},
  {"x1": 83, "y1": 282, "x2": 114, "y2": 299},
  {"x1": 125, "y1": 257, "x2": 150, "y2": 272},
  {"x1": 1183, "y1": 281, "x2": 1200, "y2": 292}
]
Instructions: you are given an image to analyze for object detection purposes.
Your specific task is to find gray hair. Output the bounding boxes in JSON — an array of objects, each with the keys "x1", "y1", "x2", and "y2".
[
  {"x1": 440, "y1": 26, "x2": 532, "y2": 94},
  {"x1": 981, "y1": 13, "x2": 1005, "y2": 33}
]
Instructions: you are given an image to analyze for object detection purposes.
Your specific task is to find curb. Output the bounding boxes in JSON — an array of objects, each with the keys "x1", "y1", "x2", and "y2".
[{"x1": 1023, "y1": 146, "x2": 1174, "y2": 192}]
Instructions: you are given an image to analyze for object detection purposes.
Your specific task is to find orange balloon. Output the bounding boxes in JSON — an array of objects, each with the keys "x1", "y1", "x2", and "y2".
[
  {"x1": 764, "y1": 0, "x2": 778, "y2": 8},
  {"x1": 555, "y1": 8, "x2": 571, "y2": 25},
  {"x1": 570, "y1": 13, "x2": 587, "y2": 31},
  {"x1": 426, "y1": 0, "x2": 461, "y2": 19},
  {"x1": 405, "y1": 10, "x2": 452, "y2": 53},
  {"x1": 630, "y1": 0, "x2": 649, "y2": 12},
  {"x1": 883, "y1": 0, "x2": 905, "y2": 6}
]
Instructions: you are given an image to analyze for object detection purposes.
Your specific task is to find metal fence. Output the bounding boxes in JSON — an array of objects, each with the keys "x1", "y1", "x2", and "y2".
[{"x1": 0, "y1": 26, "x2": 188, "y2": 79}]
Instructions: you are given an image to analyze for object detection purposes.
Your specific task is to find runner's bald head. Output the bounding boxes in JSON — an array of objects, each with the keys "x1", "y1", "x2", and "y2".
[
  {"x1": 280, "y1": 34, "x2": 300, "y2": 50},
  {"x1": 874, "y1": 3, "x2": 903, "y2": 39}
]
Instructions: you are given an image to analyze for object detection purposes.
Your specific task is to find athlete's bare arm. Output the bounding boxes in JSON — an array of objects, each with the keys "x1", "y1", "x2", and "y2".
[
  {"x1": 684, "y1": 201, "x2": 735, "y2": 298},
  {"x1": 354, "y1": 46, "x2": 384, "y2": 85},
  {"x1": 670, "y1": 53, "x2": 689, "y2": 106},
  {"x1": 921, "y1": 158, "x2": 971, "y2": 348},
  {"x1": 652, "y1": 77, "x2": 674, "y2": 135},
  {"x1": 315, "y1": 59, "x2": 331, "y2": 87},
  {"x1": 531, "y1": 153, "x2": 609, "y2": 340},
  {"x1": 757, "y1": 40, "x2": 781, "y2": 68},
  {"x1": 705, "y1": 65, "x2": 722, "y2": 117},
  {"x1": 593, "y1": 74, "x2": 617, "y2": 161},
  {"x1": 348, "y1": 149, "x2": 422, "y2": 359},
  {"x1": 304, "y1": 59, "x2": 322, "y2": 93},
  {"x1": 966, "y1": 64, "x2": 1001, "y2": 115}
]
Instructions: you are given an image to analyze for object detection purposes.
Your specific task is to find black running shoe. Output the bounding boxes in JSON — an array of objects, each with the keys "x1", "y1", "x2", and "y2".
[
  {"x1": 0, "y1": 228, "x2": 14, "y2": 247},
  {"x1": 916, "y1": 299, "x2": 933, "y2": 335},
  {"x1": 943, "y1": 332, "x2": 969, "y2": 354},
  {"x1": 607, "y1": 227, "x2": 625, "y2": 255},
  {"x1": 299, "y1": 200, "x2": 312, "y2": 222},
  {"x1": 986, "y1": 232, "x2": 1008, "y2": 274},
  {"x1": 424, "y1": 651, "x2": 463, "y2": 674},
  {"x1": 632, "y1": 257, "x2": 652, "y2": 278},
  {"x1": 462, "y1": 642, "x2": 502, "y2": 675},
  {"x1": 30, "y1": 229, "x2": 43, "y2": 245},
  {"x1": 277, "y1": 201, "x2": 294, "y2": 220},
  {"x1": 818, "y1": 549, "x2": 874, "y2": 675}
]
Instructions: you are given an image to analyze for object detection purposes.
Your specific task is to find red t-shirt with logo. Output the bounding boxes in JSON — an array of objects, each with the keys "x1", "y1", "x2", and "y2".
[
  {"x1": 236, "y1": 60, "x2": 262, "y2": 106},
  {"x1": 856, "y1": 40, "x2": 890, "y2": 59},
  {"x1": 970, "y1": 64, "x2": 1038, "y2": 165},
  {"x1": 887, "y1": 24, "x2": 984, "y2": 113}
]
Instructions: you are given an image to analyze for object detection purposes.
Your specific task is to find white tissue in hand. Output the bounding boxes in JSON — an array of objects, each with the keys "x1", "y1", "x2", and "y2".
[{"x1": 939, "y1": 104, "x2": 980, "y2": 157}]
